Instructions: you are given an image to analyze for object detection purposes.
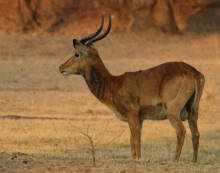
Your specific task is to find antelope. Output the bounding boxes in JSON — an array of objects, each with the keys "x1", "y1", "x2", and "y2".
[{"x1": 59, "y1": 15, "x2": 205, "y2": 162}]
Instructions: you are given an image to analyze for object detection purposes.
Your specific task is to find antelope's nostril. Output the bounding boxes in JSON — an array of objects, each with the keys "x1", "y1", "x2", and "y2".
[{"x1": 59, "y1": 66, "x2": 64, "y2": 73}]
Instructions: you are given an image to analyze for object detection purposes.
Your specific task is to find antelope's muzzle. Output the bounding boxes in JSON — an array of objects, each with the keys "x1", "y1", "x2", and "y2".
[{"x1": 59, "y1": 65, "x2": 68, "y2": 75}]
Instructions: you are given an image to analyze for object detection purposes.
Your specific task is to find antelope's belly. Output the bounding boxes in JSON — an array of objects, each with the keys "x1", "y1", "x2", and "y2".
[{"x1": 140, "y1": 103, "x2": 167, "y2": 120}]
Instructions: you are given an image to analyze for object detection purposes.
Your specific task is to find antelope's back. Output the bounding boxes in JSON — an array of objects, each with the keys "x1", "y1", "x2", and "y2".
[{"x1": 111, "y1": 61, "x2": 202, "y2": 109}]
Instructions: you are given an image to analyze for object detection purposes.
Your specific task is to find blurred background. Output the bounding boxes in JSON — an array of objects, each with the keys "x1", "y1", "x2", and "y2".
[
  {"x1": 0, "y1": 0, "x2": 220, "y2": 172},
  {"x1": 0, "y1": 0, "x2": 219, "y2": 34}
]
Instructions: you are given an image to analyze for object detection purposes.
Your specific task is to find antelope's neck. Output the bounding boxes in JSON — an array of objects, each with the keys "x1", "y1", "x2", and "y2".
[{"x1": 83, "y1": 62, "x2": 112, "y2": 100}]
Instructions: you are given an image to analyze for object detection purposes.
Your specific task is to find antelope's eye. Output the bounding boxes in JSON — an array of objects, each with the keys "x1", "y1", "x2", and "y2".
[{"x1": 75, "y1": 53, "x2": 79, "y2": 58}]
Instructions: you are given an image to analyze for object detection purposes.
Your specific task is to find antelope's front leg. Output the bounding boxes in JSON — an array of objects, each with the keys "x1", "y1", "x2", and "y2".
[
  {"x1": 130, "y1": 133, "x2": 136, "y2": 159},
  {"x1": 127, "y1": 113, "x2": 142, "y2": 159}
]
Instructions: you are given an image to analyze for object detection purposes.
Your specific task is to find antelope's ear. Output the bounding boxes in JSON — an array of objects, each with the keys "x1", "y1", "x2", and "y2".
[
  {"x1": 72, "y1": 39, "x2": 88, "y2": 49},
  {"x1": 73, "y1": 39, "x2": 79, "y2": 48},
  {"x1": 72, "y1": 39, "x2": 90, "y2": 56}
]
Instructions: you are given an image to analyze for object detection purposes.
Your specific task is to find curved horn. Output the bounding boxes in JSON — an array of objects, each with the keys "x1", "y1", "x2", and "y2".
[
  {"x1": 85, "y1": 15, "x2": 111, "y2": 46},
  {"x1": 80, "y1": 14, "x2": 104, "y2": 44}
]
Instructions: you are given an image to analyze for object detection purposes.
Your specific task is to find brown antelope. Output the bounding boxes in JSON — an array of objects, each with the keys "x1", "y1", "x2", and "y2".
[{"x1": 59, "y1": 15, "x2": 205, "y2": 162}]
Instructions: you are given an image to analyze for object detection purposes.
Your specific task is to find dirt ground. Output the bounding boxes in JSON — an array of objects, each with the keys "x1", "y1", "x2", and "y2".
[{"x1": 0, "y1": 31, "x2": 220, "y2": 172}]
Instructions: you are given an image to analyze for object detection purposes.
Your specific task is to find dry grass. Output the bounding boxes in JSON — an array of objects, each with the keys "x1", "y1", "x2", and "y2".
[{"x1": 0, "y1": 31, "x2": 220, "y2": 172}]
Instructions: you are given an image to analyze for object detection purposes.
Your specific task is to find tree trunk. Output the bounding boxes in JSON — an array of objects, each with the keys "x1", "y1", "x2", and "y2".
[{"x1": 17, "y1": 0, "x2": 41, "y2": 31}]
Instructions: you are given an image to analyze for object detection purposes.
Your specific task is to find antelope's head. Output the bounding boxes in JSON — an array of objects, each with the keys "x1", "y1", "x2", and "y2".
[{"x1": 59, "y1": 15, "x2": 111, "y2": 76}]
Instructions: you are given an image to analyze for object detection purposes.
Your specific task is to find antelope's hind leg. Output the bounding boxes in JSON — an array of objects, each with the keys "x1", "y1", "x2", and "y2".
[
  {"x1": 162, "y1": 77, "x2": 196, "y2": 162},
  {"x1": 165, "y1": 94, "x2": 188, "y2": 162},
  {"x1": 167, "y1": 110, "x2": 186, "y2": 162},
  {"x1": 187, "y1": 75, "x2": 204, "y2": 162},
  {"x1": 188, "y1": 114, "x2": 199, "y2": 162}
]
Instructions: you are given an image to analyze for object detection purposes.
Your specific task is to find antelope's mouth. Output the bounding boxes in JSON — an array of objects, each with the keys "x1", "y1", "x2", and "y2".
[
  {"x1": 60, "y1": 71, "x2": 70, "y2": 76},
  {"x1": 59, "y1": 67, "x2": 70, "y2": 76}
]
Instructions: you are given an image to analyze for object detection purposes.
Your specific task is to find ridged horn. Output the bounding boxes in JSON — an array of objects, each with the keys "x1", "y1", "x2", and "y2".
[
  {"x1": 79, "y1": 14, "x2": 104, "y2": 44},
  {"x1": 85, "y1": 15, "x2": 111, "y2": 46}
]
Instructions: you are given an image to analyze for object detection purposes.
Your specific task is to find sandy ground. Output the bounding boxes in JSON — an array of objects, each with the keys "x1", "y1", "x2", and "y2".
[{"x1": 0, "y1": 31, "x2": 220, "y2": 172}]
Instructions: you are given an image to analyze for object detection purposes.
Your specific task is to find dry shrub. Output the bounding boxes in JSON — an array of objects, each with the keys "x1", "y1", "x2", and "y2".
[{"x1": 72, "y1": 124, "x2": 126, "y2": 166}]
